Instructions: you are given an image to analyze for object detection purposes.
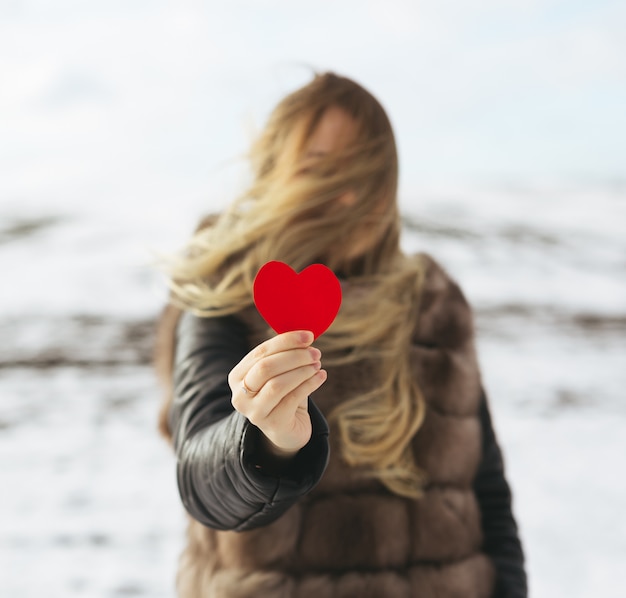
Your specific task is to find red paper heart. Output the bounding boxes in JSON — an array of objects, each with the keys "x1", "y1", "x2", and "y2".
[{"x1": 253, "y1": 261, "x2": 342, "y2": 339}]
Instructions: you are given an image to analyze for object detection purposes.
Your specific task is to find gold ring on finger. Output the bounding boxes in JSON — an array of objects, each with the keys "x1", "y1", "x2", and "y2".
[{"x1": 241, "y1": 377, "x2": 259, "y2": 396}]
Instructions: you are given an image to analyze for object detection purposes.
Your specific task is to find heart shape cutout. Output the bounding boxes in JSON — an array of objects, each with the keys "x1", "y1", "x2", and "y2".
[{"x1": 253, "y1": 261, "x2": 342, "y2": 339}]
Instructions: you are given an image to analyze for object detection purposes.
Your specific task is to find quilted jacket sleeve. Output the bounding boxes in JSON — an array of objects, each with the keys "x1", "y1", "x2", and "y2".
[
  {"x1": 474, "y1": 392, "x2": 528, "y2": 598},
  {"x1": 168, "y1": 310, "x2": 330, "y2": 531}
]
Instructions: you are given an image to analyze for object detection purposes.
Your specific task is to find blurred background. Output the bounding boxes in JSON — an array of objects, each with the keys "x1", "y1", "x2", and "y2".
[{"x1": 1, "y1": 1, "x2": 625, "y2": 596}]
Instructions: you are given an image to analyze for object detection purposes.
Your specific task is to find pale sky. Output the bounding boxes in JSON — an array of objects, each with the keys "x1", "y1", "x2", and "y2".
[{"x1": 1, "y1": 0, "x2": 624, "y2": 211}]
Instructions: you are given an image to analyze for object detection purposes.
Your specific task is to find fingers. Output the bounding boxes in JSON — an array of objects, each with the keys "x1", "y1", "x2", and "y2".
[
  {"x1": 248, "y1": 362, "x2": 323, "y2": 420},
  {"x1": 232, "y1": 361, "x2": 321, "y2": 421},
  {"x1": 229, "y1": 330, "x2": 317, "y2": 398},
  {"x1": 266, "y1": 368, "x2": 327, "y2": 421},
  {"x1": 237, "y1": 367, "x2": 327, "y2": 453},
  {"x1": 233, "y1": 330, "x2": 313, "y2": 374},
  {"x1": 228, "y1": 330, "x2": 327, "y2": 453},
  {"x1": 243, "y1": 346, "x2": 321, "y2": 394}
]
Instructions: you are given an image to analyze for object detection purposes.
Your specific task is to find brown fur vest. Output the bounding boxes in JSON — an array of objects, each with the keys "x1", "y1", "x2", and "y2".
[{"x1": 156, "y1": 254, "x2": 496, "y2": 597}]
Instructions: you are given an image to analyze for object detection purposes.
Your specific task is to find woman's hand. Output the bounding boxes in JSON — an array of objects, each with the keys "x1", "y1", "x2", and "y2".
[{"x1": 228, "y1": 330, "x2": 327, "y2": 458}]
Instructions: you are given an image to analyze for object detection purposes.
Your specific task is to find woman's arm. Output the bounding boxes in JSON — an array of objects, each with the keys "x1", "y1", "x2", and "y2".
[
  {"x1": 168, "y1": 311, "x2": 330, "y2": 531},
  {"x1": 473, "y1": 391, "x2": 528, "y2": 598}
]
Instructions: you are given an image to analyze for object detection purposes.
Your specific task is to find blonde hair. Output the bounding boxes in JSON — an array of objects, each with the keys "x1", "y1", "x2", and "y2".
[{"x1": 163, "y1": 72, "x2": 429, "y2": 498}]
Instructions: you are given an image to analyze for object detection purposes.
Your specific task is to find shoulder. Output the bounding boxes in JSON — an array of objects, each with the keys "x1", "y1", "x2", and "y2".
[
  {"x1": 172, "y1": 313, "x2": 252, "y2": 385},
  {"x1": 411, "y1": 252, "x2": 475, "y2": 350},
  {"x1": 175, "y1": 310, "x2": 250, "y2": 354}
]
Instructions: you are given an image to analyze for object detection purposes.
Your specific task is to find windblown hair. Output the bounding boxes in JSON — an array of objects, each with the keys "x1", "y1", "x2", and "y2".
[{"x1": 161, "y1": 72, "x2": 429, "y2": 498}]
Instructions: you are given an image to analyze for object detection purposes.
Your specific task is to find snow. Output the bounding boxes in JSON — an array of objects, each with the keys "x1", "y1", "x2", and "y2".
[
  {"x1": 1, "y1": 3, "x2": 625, "y2": 596},
  {"x1": 0, "y1": 367, "x2": 185, "y2": 597},
  {"x1": 1, "y1": 183, "x2": 624, "y2": 597}
]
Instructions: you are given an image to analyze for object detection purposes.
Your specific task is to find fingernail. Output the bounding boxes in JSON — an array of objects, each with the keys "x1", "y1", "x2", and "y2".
[
  {"x1": 308, "y1": 347, "x2": 321, "y2": 361},
  {"x1": 312, "y1": 361, "x2": 321, "y2": 370},
  {"x1": 300, "y1": 331, "x2": 313, "y2": 343}
]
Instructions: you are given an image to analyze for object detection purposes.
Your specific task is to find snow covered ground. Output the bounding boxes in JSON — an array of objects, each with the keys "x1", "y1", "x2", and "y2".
[
  {"x1": 1, "y1": 182, "x2": 624, "y2": 597},
  {"x1": 1, "y1": 2, "x2": 625, "y2": 595}
]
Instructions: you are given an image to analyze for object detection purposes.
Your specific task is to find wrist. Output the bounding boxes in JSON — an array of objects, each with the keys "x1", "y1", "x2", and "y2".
[{"x1": 260, "y1": 433, "x2": 300, "y2": 460}]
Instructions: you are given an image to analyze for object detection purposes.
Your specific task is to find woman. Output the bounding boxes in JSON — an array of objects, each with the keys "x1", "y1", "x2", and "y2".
[{"x1": 156, "y1": 72, "x2": 527, "y2": 597}]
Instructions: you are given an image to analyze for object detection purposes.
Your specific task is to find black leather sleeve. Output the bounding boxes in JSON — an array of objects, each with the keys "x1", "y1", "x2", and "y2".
[
  {"x1": 474, "y1": 392, "x2": 528, "y2": 598},
  {"x1": 168, "y1": 310, "x2": 330, "y2": 531}
]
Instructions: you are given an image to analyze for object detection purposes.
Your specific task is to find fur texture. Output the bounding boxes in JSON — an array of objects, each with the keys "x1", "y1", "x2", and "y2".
[{"x1": 156, "y1": 254, "x2": 496, "y2": 597}]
